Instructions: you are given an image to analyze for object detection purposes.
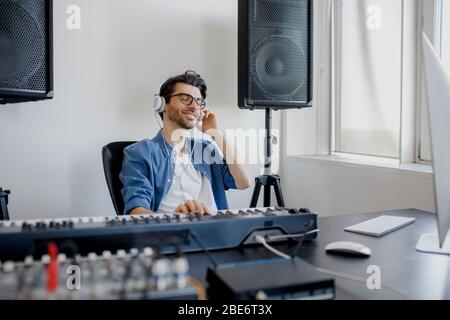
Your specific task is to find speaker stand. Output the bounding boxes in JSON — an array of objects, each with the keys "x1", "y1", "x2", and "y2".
[
  {"x1": 250, "y1": 109, "x2": 286, "y2": 208},
  {"x1": 0, "y1": 188, "x2": 10, "y2": 221}
]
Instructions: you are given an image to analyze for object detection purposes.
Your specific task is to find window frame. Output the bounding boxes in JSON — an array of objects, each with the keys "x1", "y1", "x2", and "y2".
[
  {"x1": 282, "y1": 0, "x2": 438, "y2": 172},
  {"x1": 415, "y1": 0, "x2": 441, "y2": 164}
]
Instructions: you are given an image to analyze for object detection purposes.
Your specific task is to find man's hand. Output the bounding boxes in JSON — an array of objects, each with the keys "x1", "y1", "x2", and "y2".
[
  {"x1": 200, "y1": 108, "x2": 218, "y2": 133},
  {"x1": 129, "y1": 207, "x2": 152, "y2": 215},
  {"x1": 175, "y1": 200, "x2": 210, "y2": 215}
]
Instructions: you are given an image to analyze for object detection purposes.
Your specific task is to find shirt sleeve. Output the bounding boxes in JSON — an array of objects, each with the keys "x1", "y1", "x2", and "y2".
[
  {"x1": 221, "y1": 160, "x2": 237, "y2": 190},
  {"x1": 208, "y1": 141, "x2": 237, "y2": 191},
  {"x1": 119, "y1": 146, "x2": 154, "y2": 214}
]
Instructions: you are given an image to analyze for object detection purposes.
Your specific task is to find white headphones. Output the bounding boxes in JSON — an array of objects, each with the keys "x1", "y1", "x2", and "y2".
[{"x1": 153, "y1": 94, "x2": 166, "y2": 113}]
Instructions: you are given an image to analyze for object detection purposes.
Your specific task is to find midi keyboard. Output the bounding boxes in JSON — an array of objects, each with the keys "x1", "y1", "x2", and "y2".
[{"x1": 0, "y1": 207, "x2": 318, "y2": 261}]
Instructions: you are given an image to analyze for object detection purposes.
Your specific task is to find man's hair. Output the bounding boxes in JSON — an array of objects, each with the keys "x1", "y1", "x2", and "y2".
[{"x1": 159, "y1": 70, "x2": 207, "y2": 119}]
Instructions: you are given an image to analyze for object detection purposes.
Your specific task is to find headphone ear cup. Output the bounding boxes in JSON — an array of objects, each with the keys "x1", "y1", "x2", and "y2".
[{"x1": 153, "y1": 95, "x2": 166, "y2": 113}]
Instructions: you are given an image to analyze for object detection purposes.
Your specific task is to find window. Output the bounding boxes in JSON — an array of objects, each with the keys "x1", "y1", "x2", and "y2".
[
  {"x1": 285, "y1": 0, "x2": 442, "y2": 167},
  {"x1": 418, "y1": 0, "x2": 450, "y2": 162},
  {"x1": 332, "y1": 0, "x2": 403, "y2": 159}
]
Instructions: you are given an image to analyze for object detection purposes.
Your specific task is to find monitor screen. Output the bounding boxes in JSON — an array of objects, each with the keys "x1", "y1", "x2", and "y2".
[{"x1": 422, "y1": 33, "x2": 450, "y2": 247}]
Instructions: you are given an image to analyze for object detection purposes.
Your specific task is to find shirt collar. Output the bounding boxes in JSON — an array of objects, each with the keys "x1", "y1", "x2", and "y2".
[{"x1": 155, "y1": 129, "x2": 196, "y2": 158}]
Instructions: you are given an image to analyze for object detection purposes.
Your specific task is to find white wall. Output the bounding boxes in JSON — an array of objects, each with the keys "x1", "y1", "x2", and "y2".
[
  {"x1": 281, "y1": 157, "x2": 435, "y2": 217},
  {"x1": 0, "y1": 0, "x2": 280, "y2": 220}
]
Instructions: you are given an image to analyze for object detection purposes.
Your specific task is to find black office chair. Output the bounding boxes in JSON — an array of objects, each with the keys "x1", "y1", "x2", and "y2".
[{"x1": 102, "y1": 141, "x2": 136, "y2": 215}]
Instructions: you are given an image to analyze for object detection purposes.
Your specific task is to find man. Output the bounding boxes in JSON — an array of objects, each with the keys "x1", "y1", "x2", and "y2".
[{"x1": 120, "y1": 70, "x2": 251, "y2": 215}]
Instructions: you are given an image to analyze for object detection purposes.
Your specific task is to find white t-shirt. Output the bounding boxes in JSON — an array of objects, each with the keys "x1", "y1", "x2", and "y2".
[{"x1": 158, "y1": 151, "x2": 218, "y2": 213}]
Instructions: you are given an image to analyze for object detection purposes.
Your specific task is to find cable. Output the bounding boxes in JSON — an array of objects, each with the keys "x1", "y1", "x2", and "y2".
[
  {"x1": 255, "y1": 235, "x2": 291, "y2": 260},
  {"x1": 190, "y1": 231, "x2": 218, "y2": 269},
  {"x1": 254, "y1": 236, "x2": 410, "y2": 300},
  {"x1": 264, "y1": 229, "x2": 320, "y2": 259},
  {"x1": 315, "y1": 268, "x2": 410, "y2": 300},
  {"x1": 265, "y1": 229, "x2": 320, "y2": 241}
]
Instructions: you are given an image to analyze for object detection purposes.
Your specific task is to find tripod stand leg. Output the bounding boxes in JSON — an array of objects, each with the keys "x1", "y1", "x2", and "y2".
[
  {"x1": 250, "y1": 181, "x2": 262, "y2": 208},
  {"x1": 273, "y1": 177, "x2": 285, "y2": 207},
  {"x1": 0, "y1": 197, "x2": 9, "y2": 221},
  {"x1": 264, "y1": 185, "x2": 271, "y2": 207}
]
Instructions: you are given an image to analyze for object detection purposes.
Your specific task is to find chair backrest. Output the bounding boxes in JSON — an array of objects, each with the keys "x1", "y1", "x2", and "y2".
[{"x1": 102, "y1": 141, "x2": 136, "y2": 215}]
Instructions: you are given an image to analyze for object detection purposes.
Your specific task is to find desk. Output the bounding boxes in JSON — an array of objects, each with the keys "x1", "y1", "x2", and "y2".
[{"x1": 187, "y1": 209, "x2": 450, "y2": 300}]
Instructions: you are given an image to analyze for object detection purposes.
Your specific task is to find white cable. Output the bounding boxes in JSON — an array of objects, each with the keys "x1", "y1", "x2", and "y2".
[
  {"x1": 255, "y1": 235, "x2": 410, "y2": 300},
  {"x1": 254, "y1": 235, "x2": 292, "y2": 260},
  {"x1": 265, "y1": 229, "x2": 320, "y2": 241},
  {"x1": 315, "y1": 267, "x2": 410, "y2": 300}
]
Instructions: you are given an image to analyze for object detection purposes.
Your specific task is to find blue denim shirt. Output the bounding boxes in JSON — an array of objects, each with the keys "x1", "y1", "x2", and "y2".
[{"x1": 119, "y1": 130, "x2": 237, "y2": 214}]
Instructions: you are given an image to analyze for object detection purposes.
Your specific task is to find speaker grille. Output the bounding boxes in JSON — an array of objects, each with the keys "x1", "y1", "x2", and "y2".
[
  {"x1": 246, "y1": 0, "x2": 312, "y2": 105},
  {"x1": 252, "y1": 36, "x2": 307, "y2": 98},
  {"x1": 0, "y1": 0, "x2": 48, "y2": 93}
]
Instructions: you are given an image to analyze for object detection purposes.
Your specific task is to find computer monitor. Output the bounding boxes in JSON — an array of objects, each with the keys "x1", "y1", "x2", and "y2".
[{"x1": 415, "y1": 33, "x2": 450, "y2": 255}]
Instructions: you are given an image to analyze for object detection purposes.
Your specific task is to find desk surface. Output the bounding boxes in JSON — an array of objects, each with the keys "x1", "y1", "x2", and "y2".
[{"x1": 187, "y1": 209, "x2": 450, "y2": 300}]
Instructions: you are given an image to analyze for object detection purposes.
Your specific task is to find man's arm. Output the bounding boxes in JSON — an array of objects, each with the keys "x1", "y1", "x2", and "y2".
[
  {"x1": 120, "y1": 146, "x2": 155, "y2": 214},
  {"x1": 208, "y1": 129, "x2": 251, "y2": 190},
  {"x1": 201, "y1": 110, "x2": 251, "y2": 190}
]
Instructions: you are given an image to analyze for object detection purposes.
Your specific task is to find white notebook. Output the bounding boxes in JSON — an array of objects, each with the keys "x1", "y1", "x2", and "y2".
[{"x1": 344, "y1": 215, "x2": 416, "y2": 237}]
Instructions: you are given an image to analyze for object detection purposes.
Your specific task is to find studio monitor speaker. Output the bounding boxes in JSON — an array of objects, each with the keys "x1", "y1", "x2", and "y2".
[
  {"x1": 0, "y1": 0, "x2": 53, "y2": 104},
  {"x1": 238, "y1": 0, "x2": 313, "y2": 110}
]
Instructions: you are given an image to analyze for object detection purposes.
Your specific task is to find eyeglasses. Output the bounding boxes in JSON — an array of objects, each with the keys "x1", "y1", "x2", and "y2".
[{"x1": 169, "y1": 93, "x2": 207, "y2": 109}]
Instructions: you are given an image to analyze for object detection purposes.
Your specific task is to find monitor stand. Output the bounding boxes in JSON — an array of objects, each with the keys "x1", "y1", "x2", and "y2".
[{"x1": 416, "y1": 233, "x2": 450, "y2": 255}]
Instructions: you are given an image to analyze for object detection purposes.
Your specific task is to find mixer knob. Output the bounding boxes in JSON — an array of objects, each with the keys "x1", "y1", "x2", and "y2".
[
  {"x1": 152, "y1": 258, "x2": 171, "y2": 291},
  {"x1": 130, "y1": 248, "x2": 139, "y2": 256},
  {"x1": 143, "y1": 247, "x2": 153, "y2": 257},
  {"x1": 116, "y1": 249, "x2": 127, "y2": 258},
  {"x1": 57, "y1": 253, "x2": 67, "y2": 263},
  {"x1": 102, "y1": 250, "x2": 112, "y2": 259},
  {"x1": 88, "y1": 252, "x2": 98, "y2": 261},
  {"x1": 24, "y1": 256, "x2": 34, "y2": 266},
  {"x1": 2, "y1": 261, "x2": 15, "y2": 273},
  {"x1": 172, "y1": 257, "x2": 189, "y2": 289},
  {"x1": 41, "y1": 254, "x2": 51, "y2": 265}
]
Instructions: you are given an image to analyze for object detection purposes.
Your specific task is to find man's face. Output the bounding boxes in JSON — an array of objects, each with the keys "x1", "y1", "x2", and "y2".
[{"x1": 164, "y1": 83, "x2": 203, "y2": 130}]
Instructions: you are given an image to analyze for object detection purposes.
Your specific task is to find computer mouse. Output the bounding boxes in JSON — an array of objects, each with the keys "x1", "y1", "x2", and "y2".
[{"x1": 325, "y1": 241, "x2": 372, "y2": 257}]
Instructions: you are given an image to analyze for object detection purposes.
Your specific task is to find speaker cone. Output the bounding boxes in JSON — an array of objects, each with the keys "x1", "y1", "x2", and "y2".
[
  {"x1": 252, "y1": 36, "x2": 307, "y2": 98},
  {"x1": 0, "y1": 1, "x2": 45, "y2": 88}
]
